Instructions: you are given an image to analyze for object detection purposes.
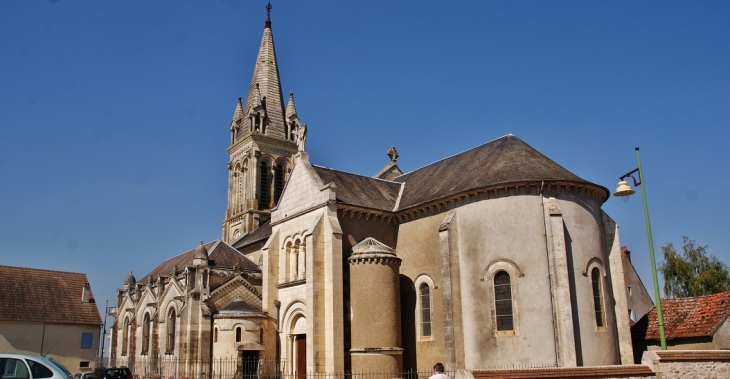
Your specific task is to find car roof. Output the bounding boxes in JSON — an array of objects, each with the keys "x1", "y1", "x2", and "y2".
[{"x1": 0, "y1": 353, "x2": 54, "y2": 361}]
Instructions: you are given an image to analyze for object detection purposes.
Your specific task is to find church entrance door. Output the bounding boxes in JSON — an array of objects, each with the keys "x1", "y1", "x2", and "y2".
[
  {"x1": 241, "y1": 351, "x2": 258, "y2": 379},
  {"x1": 295, "y1": 335, "x2": 306, "y2": 379}
]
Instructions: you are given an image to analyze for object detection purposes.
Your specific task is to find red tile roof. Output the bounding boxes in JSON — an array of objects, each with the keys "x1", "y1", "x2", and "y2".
[
  {"x1": 632, "y1": 292, "x2": 730, "y2": 341},
  {"x1": 0, "y1": 265, "x2": 103, "y2": 325}
]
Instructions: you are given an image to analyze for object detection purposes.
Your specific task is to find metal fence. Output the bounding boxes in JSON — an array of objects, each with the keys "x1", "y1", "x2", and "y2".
[{"x1": 99, "y1": 358, "x2": 558, "y2": 379}]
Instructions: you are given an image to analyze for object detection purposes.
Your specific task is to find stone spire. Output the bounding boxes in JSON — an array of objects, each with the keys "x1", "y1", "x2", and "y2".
[
  {"x1": 230, "y1": 97, "x2": 244, "y2": 142},
  {"x1": 241, "y1": 3, "x2": 286, "y2": 140},
  {"x1": 285, "y1": 92, "x2": 300, "y2": 141}
]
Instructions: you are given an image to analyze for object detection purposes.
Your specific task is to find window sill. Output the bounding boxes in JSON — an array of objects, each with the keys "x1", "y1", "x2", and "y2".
[
  {"x1": 495, "y1": 330, "x2": 516, "y2": 337},
  {"x1": 276, "y1": 279, "x2": 306, "y2": 289}
]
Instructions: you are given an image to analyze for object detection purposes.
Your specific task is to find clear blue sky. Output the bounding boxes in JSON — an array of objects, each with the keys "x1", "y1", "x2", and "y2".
[{"x1": 1, "y1": 0, "x2": 728, "y2": 325}]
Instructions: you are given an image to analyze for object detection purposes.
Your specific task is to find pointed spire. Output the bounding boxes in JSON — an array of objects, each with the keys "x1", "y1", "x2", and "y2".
[
  {"x1": 285, "y1": 92, "x2": 297, "y2": 119},
  {"x1": 241, "y1": 1, "x2": 287, "y2": 139},
  {"x1": 231, "y1": 97, "x2": 244, "y2": 126}
]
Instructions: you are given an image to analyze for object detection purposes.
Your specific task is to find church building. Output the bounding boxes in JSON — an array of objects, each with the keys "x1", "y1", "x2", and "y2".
[{"x1": 110, "y1": 6, "x2": 640, "y2": 376}]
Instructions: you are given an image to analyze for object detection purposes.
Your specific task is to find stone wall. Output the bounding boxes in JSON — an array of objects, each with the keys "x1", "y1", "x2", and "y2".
[{"x1": 464, "y1": 350, "x2": 730, "y2": 379}]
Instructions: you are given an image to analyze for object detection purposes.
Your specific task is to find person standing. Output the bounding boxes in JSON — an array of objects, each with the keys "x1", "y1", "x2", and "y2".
[{"x1": 429, "y1": 363, "x2": 451, "y2": 379}]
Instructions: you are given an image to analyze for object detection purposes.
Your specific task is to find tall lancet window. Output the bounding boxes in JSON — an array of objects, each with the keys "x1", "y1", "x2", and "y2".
[
  {"x1": 122, "y1": 318, "x2": 130, "y2": 356},
  {"x1": 259, "y1": 161, "x2": 270, "y2": 210},
  {"x1": 274, "y1": 163, "x2": 285, "y2": 205},
  {"x1": 166, "y1": 309, "x2": 176, "y2": 354},
  {"x1": 592, "y1": 268, "x2": 605, "y2": 327},
  {"x1": 420, "y1": 283, "x2": 432, "y2": 337},
  {"x1": 494, "y1": 271, "x2": 514, "y2": 331},
  {"x1": 142, "y1": 313, "x2": 151, "y2": 355}
]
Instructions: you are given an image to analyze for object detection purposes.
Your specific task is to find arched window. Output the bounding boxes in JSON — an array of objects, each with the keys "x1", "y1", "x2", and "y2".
[
  {"x1": 290, "y1": 241, "x2": 299, "y2": 281},
  {"x1": 274, "y1": 163, "x2": 285, "y2": 205},
  {"x1": 236, "y1": 327, "x2": 242, "y2": 343},
  {"x1": 166, "y1": 309, "x2": 176, "y2": 354},
  {"x1": 419, "y1": 283, "x2": 432, "y2": 337},
  {"x1": 214, "y1": 327, "x2": 218, "y2": 343},
  {"x1": 494, "y1": 271, "x2": 513, "y2": 331},
  {"x1": 142, "y1": 313, "x2": 151, "y2": 355},
  {"x1": 259, "y1": 328, "x2": 264, "y2": 344},
  {"x1": 122, "y1": 318, "x2": 130, "y2": 356},
  {"x1": 259, "y1": 161, "x2": 270, "y2": 210},
  {"x1": 592, "y1": 268, "x2": 605, "y2": 327}
]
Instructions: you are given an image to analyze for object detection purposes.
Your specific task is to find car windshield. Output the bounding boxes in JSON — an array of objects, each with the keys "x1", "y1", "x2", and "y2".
[{"x1": 47, "y1": 359, "x2": 73, "y2": 378}]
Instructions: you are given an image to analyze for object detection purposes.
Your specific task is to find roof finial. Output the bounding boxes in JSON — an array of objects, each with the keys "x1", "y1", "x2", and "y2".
[
  {"x1": 387, "y1": 147, "x2": 399, "y2": 163},
  {"x1": 265, "y1": 1, "x2": 272, "y2": 28}
]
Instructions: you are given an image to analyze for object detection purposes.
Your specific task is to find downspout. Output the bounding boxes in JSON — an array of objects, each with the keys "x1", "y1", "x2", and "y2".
[
  {"x1": 274, "y1": 300, "x2": 281, "y2": 377},
  {"x1": 40, "y1": 323, "x2": 46, "y2": 355}
]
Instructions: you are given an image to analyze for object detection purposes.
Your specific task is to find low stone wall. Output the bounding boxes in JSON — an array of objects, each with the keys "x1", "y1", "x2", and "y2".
[
  {"x1": 641, "y1": 350, "x2": 730, "y2": 378},
  {"x1": 464, "y1": 350, "x2": 730, "y2": 379}
]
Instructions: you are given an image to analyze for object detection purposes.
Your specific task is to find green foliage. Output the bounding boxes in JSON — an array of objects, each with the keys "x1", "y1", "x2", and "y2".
[{"x1": 660, "y1": 236, "x2": 730, "y2": 298}]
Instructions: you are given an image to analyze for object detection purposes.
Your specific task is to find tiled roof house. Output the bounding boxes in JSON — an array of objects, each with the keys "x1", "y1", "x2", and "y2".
[
  {"x1": 631, "y1": 292, "x2": 730, "y2": 360},
  {"x1": 0, "y1": 265, "x2": 102, "y2": 371}
]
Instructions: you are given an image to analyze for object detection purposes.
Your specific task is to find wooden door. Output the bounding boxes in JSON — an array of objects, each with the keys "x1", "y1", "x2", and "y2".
[{"x1": 296, "y1": 334, "x2": 306, "y2": 379}]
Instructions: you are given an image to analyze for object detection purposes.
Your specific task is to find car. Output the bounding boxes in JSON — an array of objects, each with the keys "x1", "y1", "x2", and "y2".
[
  {"x1": 0, "y1": 353, "x2": 74, "y2": 379},
  {"x1": 91, "y1": 367, "x2": 132, "y2": 379},
  {"x1": 74, "y1": 371, "x2": 94, "y2": 379}
]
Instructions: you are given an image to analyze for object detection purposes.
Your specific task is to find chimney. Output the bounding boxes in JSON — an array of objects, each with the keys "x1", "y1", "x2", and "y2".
[{"x1": 621, "y1": 246, "x2": 631, "y2": 262}]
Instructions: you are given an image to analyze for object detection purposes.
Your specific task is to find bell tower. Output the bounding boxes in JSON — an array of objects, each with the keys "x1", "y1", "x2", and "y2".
[{"x1": 223, "y1": 4, "x2": 304, "y2": 244}]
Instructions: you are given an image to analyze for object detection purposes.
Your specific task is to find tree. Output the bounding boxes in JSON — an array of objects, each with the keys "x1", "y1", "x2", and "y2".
[{"x1": 660, "y1": 236, "x2": 730, "y2": 298}]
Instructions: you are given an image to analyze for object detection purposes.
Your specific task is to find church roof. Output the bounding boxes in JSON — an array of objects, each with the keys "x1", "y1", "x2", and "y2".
[
  {"x1": 0, "y1": 265, "x2": 102, "y2": 326},
  {"x1": 242, "y1": 12, "x2": 286, "y2": 139},
  {"x1": 219, "y1": 296, "x2": 260, "y2": 313},
  {"x1": 394, "y1": 134, "x2": 606, "y2": 209},
  {"x1": 312, "y1": 166, "x2": 402, "y2": 211},
  {"x1": 232, "y1": 220, "x2": 273, "y2": 249},
  {"x1": 138, "y1": 240, "x2": 260, "y2": 284},
  {"x1": 632, "y1": 292, "x2": 730, "y2": 341}
]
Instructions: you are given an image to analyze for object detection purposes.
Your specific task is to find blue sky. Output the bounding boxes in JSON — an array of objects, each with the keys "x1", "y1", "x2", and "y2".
[{"x1": 1, "y1": 0, "x2": 728, "y2": 334}]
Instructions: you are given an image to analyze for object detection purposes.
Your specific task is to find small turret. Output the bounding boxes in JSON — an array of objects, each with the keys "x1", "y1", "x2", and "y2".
[
  {"x1": 230, "y1": 97, "x2": 244, "y2": 142},
  {"x1": 348, "y1": 237, "x2": 403, "y2": 373},
  {"x1": 124, "y1": 271, "x2": 136, "y2": 290},
  {"x1": 193, "y1": 241, "x2": 208, "y2": 267}
]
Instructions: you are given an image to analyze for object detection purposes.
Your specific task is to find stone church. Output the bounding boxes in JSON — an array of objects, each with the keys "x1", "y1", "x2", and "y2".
[{"x1": 110, "y1": 7, "x2": 641, "y2": 376}]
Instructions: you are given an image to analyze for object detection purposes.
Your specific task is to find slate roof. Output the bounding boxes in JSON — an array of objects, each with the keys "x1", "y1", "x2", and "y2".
[
  {"x1": 0, "y1": 265, "x2": 102, "y2": 325},
  {"x1": 632, "y1": 292, "x2": 730, "y2": 341},
  {"x1": 312, "y1": 166, "x2": 401, "y2": 211},
  {"x1": 138, "y1": 240, "x2": 260, "y2": 284},
  {"x1": 232, "y1": 220, "x2": 273, "y2": 249},
  {"x1": 219, "y1": 296, "x2": 260, "y2": 313},
  {"x1": 394, "y1": 134, "x2": 606, "y2": 209}
]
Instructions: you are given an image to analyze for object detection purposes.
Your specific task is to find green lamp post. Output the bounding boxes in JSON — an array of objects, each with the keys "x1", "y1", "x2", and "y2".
[{"x1": 613, "y1": 147, "x2": 667, "y2": 350}]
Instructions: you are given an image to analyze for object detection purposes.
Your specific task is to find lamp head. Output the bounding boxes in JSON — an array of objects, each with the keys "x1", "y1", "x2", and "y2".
[{"x1": 613, "y1": 180, "x2": 635, "y2": 202}]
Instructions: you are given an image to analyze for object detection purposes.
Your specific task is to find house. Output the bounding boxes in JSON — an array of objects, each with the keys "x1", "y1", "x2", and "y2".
[
  {"x1": 0, "y1": 265, "x2": 102, "y2": 372},
  {"x1": 631, "y1": 291, "x2": 730, "y2": 361},
  {"x1": 621, "y1": 247, "x2": 654, "y2": 323},
  {"x1": 111, "y1": 7, "x2": 644, "y2": 375}
]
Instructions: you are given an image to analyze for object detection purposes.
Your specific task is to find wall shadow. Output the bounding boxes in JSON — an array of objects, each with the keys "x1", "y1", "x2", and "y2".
[
  {"x1": 400, "y1": 274, "x2": 418, "y2": 371},
  {"x1": 564, "y1": 224, "x2": 584, "y2": 366}
]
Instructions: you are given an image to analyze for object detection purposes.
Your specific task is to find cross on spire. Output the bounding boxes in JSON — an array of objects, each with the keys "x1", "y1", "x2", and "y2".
[{"x1": 265, "y1": 1, "x2": 272, "y2": 27}]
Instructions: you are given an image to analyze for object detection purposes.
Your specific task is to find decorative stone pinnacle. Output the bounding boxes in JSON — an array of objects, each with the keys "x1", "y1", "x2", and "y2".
[{"x1": 387, "y1": 147, "x2": 399, "y2": 163}]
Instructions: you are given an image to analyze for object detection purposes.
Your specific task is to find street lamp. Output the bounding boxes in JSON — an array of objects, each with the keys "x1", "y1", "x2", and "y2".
[
  {"x1": 99, "y1": 300, "x2": 116, "y2": 364},
  {"x1": 613, "y1": 146, "x2": 666, "y2": 350}
]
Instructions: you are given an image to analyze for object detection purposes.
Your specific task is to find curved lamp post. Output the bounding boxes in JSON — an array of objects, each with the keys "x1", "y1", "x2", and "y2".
[{"x1": 613, "y1": 147, "x2": 667, "y2": 350}]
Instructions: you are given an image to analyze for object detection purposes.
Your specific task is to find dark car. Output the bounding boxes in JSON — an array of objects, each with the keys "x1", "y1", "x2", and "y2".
[{"x1": 92, "y1": 367, "x2": 132, "y2": 379}]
